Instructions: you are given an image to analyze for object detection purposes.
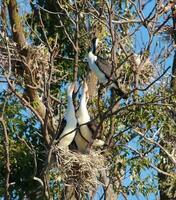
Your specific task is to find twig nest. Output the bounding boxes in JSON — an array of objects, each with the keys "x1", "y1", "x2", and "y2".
[
  {"x1": 132, "y1": 54, "x2": 154, "y2": 86},
  {"x1": 23, "y1": 45, "x2": 50, "y2": 87},
  {"x1": 50, "y1": 148, "x2": 106, "y2": 194},
  {"x1": 116, "y1": 54, "x2": 154, "y2": 92}
]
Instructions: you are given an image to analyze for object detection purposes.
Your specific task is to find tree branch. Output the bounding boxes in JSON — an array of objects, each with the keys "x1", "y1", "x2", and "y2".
[{"x1": 7, "y1": 0, "x2": 26, "y2": 48}]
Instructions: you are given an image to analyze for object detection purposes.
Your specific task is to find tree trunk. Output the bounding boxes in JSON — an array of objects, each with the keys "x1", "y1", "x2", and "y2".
[
  {"x1": 6, "y1": 1, "x2": 54, "y2": 199},
  {"x1": 158, "y1": 11, "x2": 176, "y2": 200},
  {"x1": 7, "y1": 0, "x2": 26, "y2": 48}
]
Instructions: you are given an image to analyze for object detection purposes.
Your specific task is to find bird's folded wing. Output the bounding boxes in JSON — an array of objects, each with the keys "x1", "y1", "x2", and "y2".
[
  {"x1": 95, "y1": 56, "x2": 115, "y2": 80},
  {"x1": 87, "y1": 120, "x2": 98, "y2": 139},
  {"x1": 55, "y1": 118, "x2": 67, "y2": 140}
]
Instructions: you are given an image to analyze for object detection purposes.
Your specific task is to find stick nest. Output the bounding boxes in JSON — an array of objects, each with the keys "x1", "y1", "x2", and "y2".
[
  {"x1": 116, "y1": 54, "x2": 154, "y2": 92},
  {"x1": 50, "y1": 148, "x2": 106, "y2": 193}
]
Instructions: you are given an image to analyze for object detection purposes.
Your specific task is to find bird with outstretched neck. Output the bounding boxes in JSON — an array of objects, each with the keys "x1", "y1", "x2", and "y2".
[
  {"x1": 75, "y1": 81, "x2": 104, "y2": 154},
  {"x1": 56, "y1": 83, "x2": 77, "y2": 149}
]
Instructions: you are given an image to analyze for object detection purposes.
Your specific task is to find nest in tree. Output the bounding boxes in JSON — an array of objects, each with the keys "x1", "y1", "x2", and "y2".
[
  {"x1": 116, "y1": 54, "x2": 154, "y2": 92},
  {"x1": 25, "y1": 45, "x2": 50, "y2": 86},
  {"x1": 0, "y1": 32, "x2": 50, "y2": 88},
  {"x1": 131, "y1": 55, "x2": 154, "y2": 86},
  {"x1": 50, "y1": 148, "x2": 106, "y2": 194}
]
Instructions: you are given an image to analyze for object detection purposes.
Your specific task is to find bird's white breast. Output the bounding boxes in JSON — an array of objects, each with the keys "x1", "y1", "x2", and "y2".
[
  {"x1": 58, "y1": 115, "x2": 77, "y2": 149},
  {"x1": 87, "y1": 52, "x2": 107, "y2": 83},
  {"x1": 75, "y1": 106, "x2": 92, "y2": 153},
  {"x1": 77, "y1": 106, "x2": 92, "y2": 141}
]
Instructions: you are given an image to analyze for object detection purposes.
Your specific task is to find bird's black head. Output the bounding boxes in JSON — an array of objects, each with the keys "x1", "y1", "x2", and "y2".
[{"x1": 91, "y1": 37, "x2": 99, "y2": 54}]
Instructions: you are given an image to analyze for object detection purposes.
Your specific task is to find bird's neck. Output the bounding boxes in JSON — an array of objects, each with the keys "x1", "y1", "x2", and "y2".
[
  {"x1": 92, "y1": 48, "x2": 96, "y2": 55},
  {"x1": 65, "y1": 95, "x2": 75, "y2": 119},
  {"x1": 78, "y1": 92, "x2": 90, "y2": 121},
  {"x1": 92, "y1": 43, "x2": 97, "y2": 55},
  {"x1": 80, "y1": 92, "x2": 87, "y2": 108}
]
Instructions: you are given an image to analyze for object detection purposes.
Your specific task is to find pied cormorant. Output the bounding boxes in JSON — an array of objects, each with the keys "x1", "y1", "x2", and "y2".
[
  {"x1": 87, "y1": 37, "x2": 126, "y2": 97},
  {"x1": 56, "y1": 83, "x2": 77, "y2": 149},
  {"x1": 75, "y1": 81, "x2": 104, "y2": 153}
]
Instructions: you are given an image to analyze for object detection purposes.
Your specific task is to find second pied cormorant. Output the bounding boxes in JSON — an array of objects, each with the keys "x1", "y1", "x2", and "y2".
[
  {"x1": 56, "y1": 83, "x2": 77, "y2": 149},
  {"x1": 75, "y1": 81, "x2": 104, "y2": 153}
]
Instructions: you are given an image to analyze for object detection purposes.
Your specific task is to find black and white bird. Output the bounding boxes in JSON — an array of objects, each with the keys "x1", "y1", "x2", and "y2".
[
  {"x1": 75, "y1": 81, "x2": 104, "y2": 153},
  {"x1": 56, "y1": 83, "x2": 77, "y2": 149},
  {"x1": 87, "y1": 37, "x2": 126, "y2": 97}
]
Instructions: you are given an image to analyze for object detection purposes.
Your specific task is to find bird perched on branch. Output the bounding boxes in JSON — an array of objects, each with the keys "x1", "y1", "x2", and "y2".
[
  {"x1": 87, "y1": 37, "x2": 126, "y2": 98},
  {"x1": 56, "y1": 83, "x2": 77, "y2": 149},
  {"x1": 75, "y1": 81, "x2": 104, "y2": 153}
]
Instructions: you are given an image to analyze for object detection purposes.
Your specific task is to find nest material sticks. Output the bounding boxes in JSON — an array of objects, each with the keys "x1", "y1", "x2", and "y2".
[{"x1": 50, "y1": 148, "x2": 106, "y2": 194}]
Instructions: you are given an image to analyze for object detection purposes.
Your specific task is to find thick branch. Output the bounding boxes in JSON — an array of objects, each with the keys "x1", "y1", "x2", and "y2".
[
  {"x1": 6, "y1": 1, "x2": 55, "y2": 146},
  {"x1": 1, "y1": 1, "x2": 7, "y2": 33},
  {"x1": 7, "y1": 0, "x2": 26, "y2": 48}
]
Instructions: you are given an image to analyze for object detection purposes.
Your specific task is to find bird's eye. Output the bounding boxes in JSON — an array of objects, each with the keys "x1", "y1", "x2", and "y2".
[{"x1": 83, "y1": 57, "x2": 88, "y2": 62}]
